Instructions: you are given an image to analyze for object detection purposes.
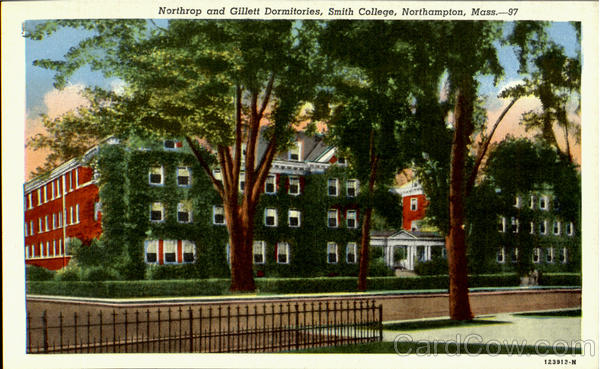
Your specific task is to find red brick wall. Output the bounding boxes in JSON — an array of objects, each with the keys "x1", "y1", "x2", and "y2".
[{"x1": 402, "y1": 194, "x2": 428, "y2": 230}]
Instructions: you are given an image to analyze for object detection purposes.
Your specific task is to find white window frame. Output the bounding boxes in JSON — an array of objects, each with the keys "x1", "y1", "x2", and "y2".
[
  {"x1": 28, "y1": 193, "x2": 33, "y2": 209},
  {"x1": 514, "y1": 196, "x2": 520, "y2": 208},
  {"x1": 410, "y1": 198, "x2": 418, "y2": 211},
  {"x1": 213, "y1": 169, "x2": 223, "y2": 183},
  {"x1": 496, "y1": 247, "x2": 505, "y2": 263},
  {"x1": 511, "y1": 248, "x2": 518, "y2": 263},
  {"x1": 43, "y1": 185, "x2": 47, "y2": 203},
  {"x1": 265, "y1": 174, "x2": 277, "y2": 194},
  {"x1": 145, "y1": 240, "x2": 158, "y2": 264},
  {"x1": 52, "y1": 240, "x2": 57, "y2": 257},
  {"x1": 253, "y1": 241, "x2": 266, "y2": 264},
  {"x1": 29, "y1": 220, "x2": 34, "y2": 236},
  {"x1": 58, "y1": 212, "x2": 62, "y2": 227},
  {"x1": 530, "y1": 195, "x2": 535, "y2": 209},
  {"x1": 25, "y1": 222, "x2": 28, "y2": 237},
  {"x1": 45, "y1": 242, "x2": 50, "y2": 258},
  {"x1": 164, "y1": 139, "x2": 178, "y2": 150},
  {"x1": 288, "y1": 209, "x2": 301, "y2": 228},
  {"x1": 346, "y1": 179, "x2": 359, "y2": 197},
  {"x1": 75, "y1": 204, "x2": 80, "y2": 223},
  {"x1": 288, "y1": 141, "x2": 301, "y2": 161},
  {"x1": 45, "y1": 215, "x2": 49, "y2": 232},
  {"x1": 163, "y1": 240, "x2": 177, "y2": 264},
  {"x1": 264, "y1": 208, "x2": 278, "y2": 227},
  {"x1": 51, "y1": 181, "x2": 55, "y2": 200},
  {"x1": 288, "y1": 176, "x2": 301, "y2": 196},
  {"x1": 511, "y1": 217, "x2": 519, "y2": 233},
  {"x1": 567, "y1": 222, "x2": 574, "y2": 236},
  {"x1": 539, "y1": 195, "x2": 548, "y2": 210},
  {"x1": 75, "y1": 169, "x2": 79, "y2": 188},
  {"x1": 150, "y1": 202, "x2": 165, "y2": 222},
  {"x1": 327, "y1": 178, "x2": 339, "y2": 197},
  {"x1": 277, "y1": 242, "x2": 290, "y2": 264},
  {"x1": 182, "y1": 240, "x2": 196, "y2": 263},
  {"x1": 553, "y1": 221, "x2": 561, "y2": 235},
  {"x1": 327, "y1": 242, "x2": 338, "y2": 264},
  {"x1": 239, "y1": 172, "x2": 245, "y2": 192},
  {"x1": 39, "y1": 218, "x2": 43, "y2": 233},
  {"x1": 498, "y1": 217, "x2": 506, "y2": 233},
  {"x1": 52, "y1": 214, "x2": 56, "y2": 230},
  {"x1": 177, "y1": 202, "x2": 192, "y2": 223},
  {"x1": 532, "y1": 248, "x2": 541, "y2": 263},
  {"x1": 56, "y1": 179, "x2": 61, "y2": 198},
  {"x1": 546, "y1": 247, "x2": 554, "y2": 263},
  {"x1": 559, "y1": 247, "x2": 568, "y2": 264},
  {"x1": 346, "y1": 210, "x2": 358, "y2": 229},
  {"x1": 530, "y1": 222, "x2": 535, "y2": 234},
  {"x1": 327, "y1": 209, "x2": 339, "y2": 228},
  {"x1": 37, "y1": 189, "x2": 42, "y2": 205},
  {"x1": 539, "y1": 220, "x2": 547, "y2": 235},
  {"x1": 149, "y1": 166, "x2": 164, "y2": 186},
  {"x1": 346, "y1": 242, "x2": 357, "y2": 264},
  {"x1": 69, "y1": 206, "x2": 74, "y2": 225},
  {"x1": 213, "y1": 206, "x2": 226, "y2": 225},
  {"x1": 58, "y1": 239, "x2": 63, "y2": 256},
  {"x1": 26, "y1": 245, "x2": 30, "y2": 259},
  {"x1": 177, "y1": 167, "x2": 191, "y2": 187}
]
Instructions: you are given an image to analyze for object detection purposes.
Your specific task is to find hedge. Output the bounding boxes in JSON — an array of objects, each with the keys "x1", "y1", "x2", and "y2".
[
  {"x1": 538, "y1": 273, "x2": 581, "y2": 286},
  {"x1": 26, "y1": 273, "x2": 561, "y2": 298}
]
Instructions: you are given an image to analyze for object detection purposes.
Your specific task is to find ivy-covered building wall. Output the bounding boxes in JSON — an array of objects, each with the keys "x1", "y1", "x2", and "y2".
[{"x1": 95, "y1": 136, "x2": 366, "y2": 280}]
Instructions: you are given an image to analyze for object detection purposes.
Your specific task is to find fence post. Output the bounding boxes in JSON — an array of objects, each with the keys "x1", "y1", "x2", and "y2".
[
  {"x1": 59, "y1": 311, "x2": 64, "y2": 352},
  {"x1": 124, "y1": 310, "x2": 129, "y2": 353},
  {"x1": 99, "y1": 312, "x2": 103, "y2": 353},
  {"x1": 111, "y1": 310, "x2": 116, "y2": 353},
  {"x1": 227, "y1": 306, "x2": 231, "y2": 352},
  {"x1": 378, "y1": 304, "x2": 383, "y2": 342},
  {"x1": 188, "y1": 307, "x2": 193, "y2": 352},
  {"x1": 178, "y1": 307, "x2": 182, "y2": 353},
  {"x1": 26, "y1": 311, "x2": 31, "y2": 353},
  {"x1": 167, "y1": 308, "x2": 172, "y2": 352},
  {"x1": 42, "y1": 310, "x2": 49, "y2": 353},
  {"x1": 145, "y1": 309, "x2": 150, "y2": 352},
  {"x1": 295, "y1": 303, "x2": 300, "y2": 351},
  {"x1": 73, "y1": 312, "x2": 78, "y2": 353}
]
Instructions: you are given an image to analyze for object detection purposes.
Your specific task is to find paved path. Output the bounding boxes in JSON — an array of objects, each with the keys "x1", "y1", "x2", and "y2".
[{"x1": 382, "y1": 312, "x2": 581, "y2": 347}]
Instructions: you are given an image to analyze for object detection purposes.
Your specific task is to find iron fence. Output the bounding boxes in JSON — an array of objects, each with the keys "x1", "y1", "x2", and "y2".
[{"x1": 27, "y1": 299, "x2": 382, "y2": 353}]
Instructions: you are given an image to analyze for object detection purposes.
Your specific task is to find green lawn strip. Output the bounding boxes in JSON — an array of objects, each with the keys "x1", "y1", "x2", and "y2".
[
  {"x1": 291, "y1": 341, "x2": 582, "y2": 354},
  {"x1": 383, "y1": 318, "x2": 510, "y2": 331},
  {"x1": 513, "y1": 309, "x2": 581, "y2": 318}
]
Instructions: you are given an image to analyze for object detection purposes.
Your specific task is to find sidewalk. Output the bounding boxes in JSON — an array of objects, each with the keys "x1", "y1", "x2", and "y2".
[{"x1": 382, "y1": 311, "x2": 581, "y2": 345}]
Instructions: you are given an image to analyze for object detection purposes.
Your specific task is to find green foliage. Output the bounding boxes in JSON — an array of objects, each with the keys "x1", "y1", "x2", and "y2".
[
  {"x1": 414, "y1": 257, "x2": 449, "y2": 276},
  {"x1": 81, "y1": 266, "x2": 122, "y2": 281},
  {"x1": 54, "y1": 263, "x2": 81, "y2": 281},
  {"x1": 538, "y1": 273, "x2": 581, "y2": 286},
  {"x1": 26, "y1": 265, "x2": 56, "y2": 281},
  {"x1": 368, "y1": 258, "x2": 394, "y2": 277}
]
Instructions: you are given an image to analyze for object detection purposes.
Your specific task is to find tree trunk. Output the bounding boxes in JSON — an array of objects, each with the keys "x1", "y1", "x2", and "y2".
[
  {"x1": 446, "y1": 84, "x2": 475, "y2": 321},
  {"x1": 357, "y1": 131, "x2": 379, "y2": 291},
  {"x1": 228, "y1": 205, "x2": 256, "y2": 292}
]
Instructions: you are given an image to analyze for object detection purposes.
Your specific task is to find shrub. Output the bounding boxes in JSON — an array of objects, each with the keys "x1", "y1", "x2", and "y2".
[
  {"x1": 368, "y1": 258, "x2": 394, "y2": 277},
  {"x1": 538, "y1": 273, "x2": 581, "y2": 286},
  {"x1": 54, "y1": 263, "x2": 81, "y2": 281},
  {"x1": 26, "y1": 265, "x2": 55, "y2": 281},
  {"x1": 414, "y1": 257, "x2": 448, "y2": 276},
  {"x1": 82, "y1": 266, "x2": 122, "y2": 281},
  {"x1": 147, "y1": 264, "x2": 205, "y2": 280}
]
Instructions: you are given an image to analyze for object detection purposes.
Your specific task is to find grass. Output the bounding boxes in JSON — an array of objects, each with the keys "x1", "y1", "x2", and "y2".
[
  {"x1": 293, "y1": 341, "x2": 582, "y2": 354},
  {"x1": 383, "y1": 318, "x2": 510, "y2": 331}
]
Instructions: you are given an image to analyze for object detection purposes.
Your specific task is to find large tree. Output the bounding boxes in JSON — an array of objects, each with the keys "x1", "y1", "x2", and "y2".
[{"x1": 27, "y1": 20, "x2": 323, "y2": 291}]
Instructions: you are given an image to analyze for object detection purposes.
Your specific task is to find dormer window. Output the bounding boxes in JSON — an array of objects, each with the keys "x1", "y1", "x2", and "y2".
[
  {"x1": 149, "y1": 166, "x2": 164, "y2": 185},
  {"x1": 288, "y1": 141, "x2": 301, "y2": 161}
]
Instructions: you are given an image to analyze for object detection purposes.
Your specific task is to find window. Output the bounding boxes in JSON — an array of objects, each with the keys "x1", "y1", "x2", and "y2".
[
  {"x1": 346, "y1": 242, "x2": 357, "y2": 264},
  {"x1": 530, "y1": 222, "x2": 535, "y2": 234},
  {"x1": 30, "y1": 221, "x2": 34, "y2": 236},
  {"x1": 327, "y1": 178, "x2": 339, "y2": 196},
  {"x1": 24, "y1": 222, "x2": 28, "y2": 237},
  {"x1": 43, "y1": 185, "x2": 47, "y2": 203},
  {"x1": 277, "y1": 242, "x2": 290, "y2": 264},
  {"x1": 337, "y1": 156, "x2": 346, "y2": 165},
  {"x1": 410, "y1": 198, "x2": 418, "y2": 211},
  {"x1": 94, "y1": 202, "x2": 101, "y2": 221},
  {"x1": 253, "y1": 241, "x2": 266, "y2": 264},
  {"x1": 56, "y1": 179, "x2": 61, "y2": 198},
  {"x1": 164, "y1": 140, "x2": 178, "y2": 150},
  {"x1": 498, "y1": 217, "x2": 506, "y2": 233},
  {"x1": 553, "y1": 221, "x2": 561, "y2": 235},
  {"x1": 539, "y1": 220, "x2": 547, "y2": 235},
  {"x1": 163, "y1": 240, "x2": 177, "y2": 263},
  {"x1": 566, "y1": 222, "x2": 574, "y2": 236},
  {"x1": 39, "y1": 218, "x2": 43, "y2": 233},
  {"x1": 532, "y1": 248, "x2": 541, "y2": 263},
  {"x1": 346, "y1": 179, "x2": 359, "y2": 197},
  {"x1": 288, "y1": 209, "x2": 301, "y2": 227},
  {"x1": 45, "y1": 216, "x2": 49, "y2": 232},
  {"x1": 265, "y1": 175, "x2": 277, "y2": 194},
  {"x1": 559, "y1": 248, "x2": 567, "y2": 264},
  {"x1": 288, "y1": 176, "x2": 300, "y2": 196},
  {"x1": 178, "y1": 202, "x2": 192, "y2": 223},
  {"x1": 75, "y1": 169, "x2": 79, "y2": 188},
  {"x1": 496, "y1": 248, "x2": 505, "y2": 263},
  {"x1": 241, "y1": 143, "x2": 247, "y2": 161},
  {"x1": 514, "y1": 196, "x2": 520, "y2": 208},
  {"x1": 149, "y1": 166, "x2": 164, "y2": 185},
  {"x1": 52, "y1": 214, "x2": 56, "y2": 229},
  {"x1": 511, "y1": 217, "x2": 519, "y2": 233},
  {"x1": 288, "y1": 141, "x2": 301, "y2": 161},
  {"x1": 51, "y1": 181, "x2": 55, "y2": 200},
  {"x1": 553, "y1": 198, "x2": 560, "y2": 212},
  {"x1": 37, "y1": 189, "x2": 42, "y2": 205},
  {"x1": 27, "y1": 193, "x2": 33, "y2": 209},
  {"x1": 213, "y1": 206, "x2": 225, "y2": 225},
  {"x1": 52, "y1": 240, "x2": 56, "y2": 257},
  {"x1": 530, "y1": 195, "x2": 535, "y2": 209},
  {"x1": 58, "y1": 212, "x2": 62, "y2": 227},
  {"x1": 177, "y1": 167, "x2": 191, "y2": 187},
  {"x1": 75, "y1": 204, "x2": 80, "y2": 223},
  {"x1": 239, "y1": 172, "x2": 245, "y2": 192},
  {"x1": 67, "y1": 172, "x2": 72, "y2": 192},
  {"x1": 546, "y1": 247, "x2": 554, "y2": 263},
  {"x1": 145, "y1": 240, "x2": 158, "y2": 263},
  {"x1": 346, "y1": 210, "x2": 357, "y2": 229},
  {"x1": 213, "y1": 169, "x2": 223, "y2": 184},
  {"x1": 69, "y1": 206, "x2": 74, "y2": 225},
  {"x1": 26, "y1": 246, "x2": 30, "y2": 259},
  {"x1": 511, "y1": 248, "x2": 518, "y2": 263},
  {"x1": 45, "y1": 242, "x2": 50, "y2": 258},
  {"x1": 150, "y1": 202, "x2": 164, "y2": 222},
  {"x1": 327, "y1": 209, "x2": 339, "y2": 228},
  {"x1": 183, "y1": 240, "x2": 195, "y2": 263},
  {"x1": 539, "y1": 196, "x2": 548, "y2": 210},
  {"x1": 327, "y1": 242, "x2": 338, "y2": 264},
  {"x1": 58, "y1": 239, "x2": 63, "y2": 256},
  {"x1": 264, "y1": 208, "x2": 278, "y2": 227}
]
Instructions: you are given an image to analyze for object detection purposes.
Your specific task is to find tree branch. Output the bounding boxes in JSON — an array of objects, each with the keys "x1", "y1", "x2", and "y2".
[
  {"x1": 258, "y1": 73, "x2": 276, "y2": 120},
  {"x1": 251, "y1": 136, "x2": 278, "y2": 204},
  {"x1": 466, "y1": 97, "x2": 518, "y2": 195},
  {"x1": 185, "y1": 136, "x2": 224, "y2": 198},
  {"x1": 232, "y1": 85, "x2": 243, "y2": 189}
]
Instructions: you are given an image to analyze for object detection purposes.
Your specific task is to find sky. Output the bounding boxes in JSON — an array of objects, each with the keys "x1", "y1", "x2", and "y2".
[{"x1": 23, "y1": 21, "x2": 581, "y2": 179}]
